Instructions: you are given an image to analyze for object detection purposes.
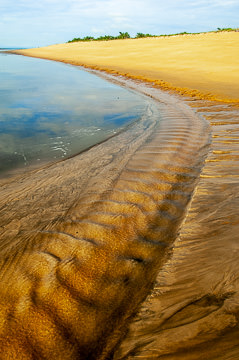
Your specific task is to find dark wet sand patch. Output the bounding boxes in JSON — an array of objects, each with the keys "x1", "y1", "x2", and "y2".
[
  {"x1": 115, "y1": 97, "x2": 239, "y2": 360},
  {"x1": 1, "y1": 51, "x2": 239, "y2": 359},
  {"x1": 0, "y1": 76, "x2": 211, "y2": 359}
]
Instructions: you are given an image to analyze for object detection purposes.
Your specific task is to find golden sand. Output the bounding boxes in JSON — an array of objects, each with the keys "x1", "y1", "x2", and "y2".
[
  {"x1": 3, "y1": 32, "x2": 239, "y2": 359},
  {"x1": 0, "y1": 78, "x2": 210, "y2": 359},
  {"x1": 15, "y1": 31, "x2": 239, "y2": 102}
]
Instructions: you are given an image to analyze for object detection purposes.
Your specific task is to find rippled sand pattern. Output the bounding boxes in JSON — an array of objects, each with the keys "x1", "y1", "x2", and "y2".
[
  {"x1": 0, "y1": 80, "x2": 210, "y2": 359},
  {"x1": 115, "y1": 99, "x2": 239, "y2": 360}
]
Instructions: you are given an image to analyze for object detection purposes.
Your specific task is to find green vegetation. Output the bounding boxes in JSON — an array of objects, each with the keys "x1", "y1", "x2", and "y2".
[
  {"x1": 67, "y1": 28, "x2": 239, "y2": 43},
  {"x1": 135, "y1": 32, "x2": 156, "y2": 38},
  {"x1": 68, "y1": 31, "x2": 131, "y2": 43},
  {"x1": 217, "y1": 27, "x2": 238, "y2": 32}
]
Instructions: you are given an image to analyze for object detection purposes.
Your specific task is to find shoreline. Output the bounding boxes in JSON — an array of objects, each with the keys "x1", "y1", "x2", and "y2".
[
  {"x1": 0, "y1": 69, "x2": 209, "y2": 238},
  {"x1": 11, "y1": 56, "x2": 239, "y2": 103},
  {"x1": 0, "y1": 62, "x2": 212, "y2": 358},
  {"x1": 2, "y1": 38, "x2": 239, "y2": 358},
  {"x1": 0, "y1": 106, "x2": 143, "y2": 185},
  {"x1": 12, "y1": 31, "x2": 239, "y2": 103}
]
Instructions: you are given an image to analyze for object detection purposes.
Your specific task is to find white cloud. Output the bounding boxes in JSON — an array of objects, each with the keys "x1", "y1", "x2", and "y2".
[{"x1": 1, "y1": 0, "x2": 239, "y2": 47}]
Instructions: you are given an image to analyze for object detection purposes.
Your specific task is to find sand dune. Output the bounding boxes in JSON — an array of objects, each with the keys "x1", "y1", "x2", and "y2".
[{"x1": 15, "y1": 32, "x2": 239, "y2": 101}]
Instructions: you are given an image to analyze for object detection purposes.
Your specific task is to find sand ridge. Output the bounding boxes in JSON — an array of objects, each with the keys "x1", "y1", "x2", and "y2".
[
  {"x1": 0, "y1": 78, "x2": 210, "y2": 359},
  {"x1": 14, "y1": 31, "x2": 239, "y2": 102},
  {"x1": 4, "y1": 33, "x2": 239, "y2": 358}
]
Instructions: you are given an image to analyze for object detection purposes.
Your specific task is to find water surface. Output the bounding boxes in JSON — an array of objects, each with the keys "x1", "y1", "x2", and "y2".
[
  {"x1": 0, "y1": 75, "x2": 211, "y2": 359},
  {"x1": 0, "y1": 51, "x2": 147, "y2": 177}
]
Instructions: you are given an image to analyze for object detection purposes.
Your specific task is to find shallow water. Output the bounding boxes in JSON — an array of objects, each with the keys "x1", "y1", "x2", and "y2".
[
  {"x1": 0, "y1": 51, "x2": 146, "y2": 177},
  {"x1": 0, "y1": 73, "x2": 211, "y2": 359},
  {"x1": 1, "y1": 64, "x2": 239, "y2": 359}
]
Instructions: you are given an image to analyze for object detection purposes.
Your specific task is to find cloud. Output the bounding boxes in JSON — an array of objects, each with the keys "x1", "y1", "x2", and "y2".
[{"x1": 1, "y1": 0, "x2": 239, "y2": 47}]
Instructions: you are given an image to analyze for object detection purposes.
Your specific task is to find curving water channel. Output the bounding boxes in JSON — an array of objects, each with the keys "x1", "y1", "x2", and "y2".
[
  {"x1": 1, "y1": 56, "x2": 239, "y2": 359},
  {"x1": 0, "y1": 64, "x2": 212, "y2": 358}
]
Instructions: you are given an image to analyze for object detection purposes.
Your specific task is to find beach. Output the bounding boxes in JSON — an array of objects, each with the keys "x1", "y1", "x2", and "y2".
[
  {"x1": 15, "y1": 31, "x2": 239, "y2": 102},
  {"x1": 1, "y1": 32, "x2": 239, "y2": 358}
]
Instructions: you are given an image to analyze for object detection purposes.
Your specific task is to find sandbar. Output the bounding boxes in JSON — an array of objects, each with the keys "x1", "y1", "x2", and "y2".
[
  {"x1": 15, "y1": 31, "x2": 239, "y2": 102},
  {"x1": 4, "y1": 32, "x2": 239, "y2": 359}
]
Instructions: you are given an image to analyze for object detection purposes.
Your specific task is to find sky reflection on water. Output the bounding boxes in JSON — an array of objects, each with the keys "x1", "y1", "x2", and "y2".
[{"x1": 0, "y1": 51, "x2": 147, "y2": 177}]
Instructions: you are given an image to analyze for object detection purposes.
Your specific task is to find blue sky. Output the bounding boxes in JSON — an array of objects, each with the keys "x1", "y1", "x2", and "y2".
[{"x1": 1, "y1": 0, "x2": 239, "y2": 47}]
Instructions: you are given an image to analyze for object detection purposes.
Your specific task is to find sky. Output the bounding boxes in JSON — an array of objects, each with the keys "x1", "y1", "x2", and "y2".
[{"x1": 1, "y1": 0, "x2": 239, "y2": 47}]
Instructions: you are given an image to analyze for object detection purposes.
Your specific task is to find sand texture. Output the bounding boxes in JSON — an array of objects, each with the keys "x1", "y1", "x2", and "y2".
[
  {"x1": 1, "y1": 33, "x2": 239, "y2": 358},
  {"x1": 15, "y1": 32, "x2": 239, "y2": 102},
  {"x1": 0, "y1": 79, "x2": 210, "y2": 358}
]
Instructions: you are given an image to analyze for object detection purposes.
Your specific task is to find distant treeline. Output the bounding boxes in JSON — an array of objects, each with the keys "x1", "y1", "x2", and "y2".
[
  {"x1": 68, "y1": 32, "x2": 156, "y2": 43},
  {"x1": 68, "y1": 28, "x2": 239, "y2": 43}
]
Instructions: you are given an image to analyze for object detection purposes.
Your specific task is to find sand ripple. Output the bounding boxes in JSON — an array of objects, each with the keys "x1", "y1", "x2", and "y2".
[
  {"x1": 115, "y1": 99, "x2": 239, "y2": 360},
  {"x1": 0, "y1": 79, "x2": 210, "y2": 358}
]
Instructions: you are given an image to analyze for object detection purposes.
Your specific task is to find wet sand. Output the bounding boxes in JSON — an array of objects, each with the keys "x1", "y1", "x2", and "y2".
[
  {"x1": 1, "y1": 33, "x2": 239, "y2": 358},
  {"x1": 114, "y1": 95, "x2": 239, "y2": 360}
]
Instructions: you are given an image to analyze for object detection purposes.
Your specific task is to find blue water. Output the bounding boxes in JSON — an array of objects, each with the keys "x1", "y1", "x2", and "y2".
[{"x1": 0, "y1": 51, "x2": 147, "y2": 177}]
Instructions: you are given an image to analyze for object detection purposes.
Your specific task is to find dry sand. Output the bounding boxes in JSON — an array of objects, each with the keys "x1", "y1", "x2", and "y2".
[
  {"x1": 15, "y1": 31, "x2": 239, "y2": 101},
  {"x1": 3, "y1": 31, "x2": 239, "y2": 359}
]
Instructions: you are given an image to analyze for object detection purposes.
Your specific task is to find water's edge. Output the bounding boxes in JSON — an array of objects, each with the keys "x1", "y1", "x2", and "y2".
[{"x1": 0, "y1": 63, "x2": 211, "y2": 359}]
